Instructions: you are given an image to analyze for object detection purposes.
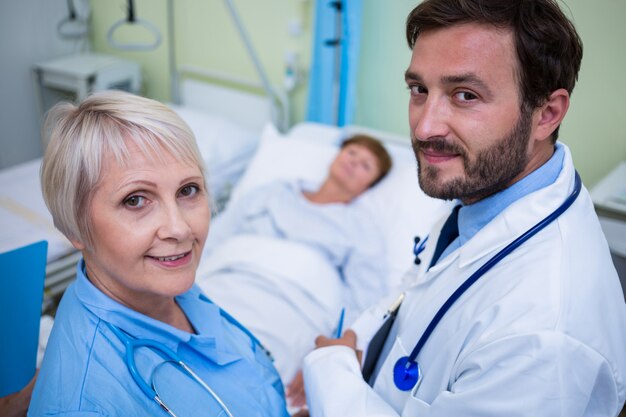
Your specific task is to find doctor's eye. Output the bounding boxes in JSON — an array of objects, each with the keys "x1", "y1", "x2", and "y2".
[
  {"x1": 408, "y1": 84, "x2": 427, "y2": 96},
  {"x1": 453, "y1": 90, "x2": 478, "y2": 103},
  {"x1": 123, "y1": 195, "x2": 147, "y2": 209}
]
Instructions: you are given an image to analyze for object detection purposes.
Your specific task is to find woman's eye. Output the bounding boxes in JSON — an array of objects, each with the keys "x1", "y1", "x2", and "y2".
[
  {"x1": 124, "y1": 195, "x2": 145, "y2": 208},
  {"x1": 179, "y1": 184, "x2": 199, "y2": 198}
]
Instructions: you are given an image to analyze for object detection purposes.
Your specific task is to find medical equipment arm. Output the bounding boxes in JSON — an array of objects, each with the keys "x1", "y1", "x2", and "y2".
[{"x1": 223, "y1": 0, "x2": 288, "y2": 132}]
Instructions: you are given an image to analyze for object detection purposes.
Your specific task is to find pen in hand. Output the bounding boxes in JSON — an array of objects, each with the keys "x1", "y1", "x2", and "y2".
[
  {"x1": 315, "y1": 308, "x2": 360, "y2": 363},
  {"x1": 335, "y1": 308, "x2": 345, "y2": 338}
]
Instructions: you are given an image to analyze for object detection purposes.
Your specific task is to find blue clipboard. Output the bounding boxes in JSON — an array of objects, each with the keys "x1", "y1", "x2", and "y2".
[{"x1": 0, "y1": 240, "x2": 48, "y2": 397}]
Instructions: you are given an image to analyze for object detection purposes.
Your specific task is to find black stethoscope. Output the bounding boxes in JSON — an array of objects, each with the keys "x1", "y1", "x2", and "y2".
[{"x1": 394, "y1": 171, "x2": 582, "y2": 391}]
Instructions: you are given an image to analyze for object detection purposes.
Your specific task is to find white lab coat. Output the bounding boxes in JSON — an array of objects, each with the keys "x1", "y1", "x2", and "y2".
[{"x1": 303, "y1": 145, "x2": 626, "y2": 416}]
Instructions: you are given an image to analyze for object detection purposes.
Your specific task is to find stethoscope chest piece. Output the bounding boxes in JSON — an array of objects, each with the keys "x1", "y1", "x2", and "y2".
[{"x1": 393, "y1": 356, "x2": 421, "y2": 391}]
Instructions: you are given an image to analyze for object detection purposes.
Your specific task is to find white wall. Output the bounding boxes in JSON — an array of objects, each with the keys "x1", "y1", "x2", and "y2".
[{"x1": 0, "y1": 0, "x2": 86, "y2": 169}]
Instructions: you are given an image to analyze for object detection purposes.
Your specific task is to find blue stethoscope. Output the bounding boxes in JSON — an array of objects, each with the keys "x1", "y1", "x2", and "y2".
[
  {"x1": 106, "y1": 306, "x2": 271, "y2": 417},
  {"x1": 394, "y1": 171, "x2": 582, "y2": 391}
]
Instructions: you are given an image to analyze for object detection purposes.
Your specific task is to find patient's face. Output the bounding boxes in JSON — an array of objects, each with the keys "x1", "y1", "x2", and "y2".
[
  {"x1": 79, "y1": 141, "x2": 210, "y2": 313},
  {"x1": 329, "y1": 143, "x2": 381, "y2": 198}
]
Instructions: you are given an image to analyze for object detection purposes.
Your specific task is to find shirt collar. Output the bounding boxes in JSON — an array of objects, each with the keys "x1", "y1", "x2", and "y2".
[{"x1": 74, "y1": 260, "x2": 241, "y2": 364}]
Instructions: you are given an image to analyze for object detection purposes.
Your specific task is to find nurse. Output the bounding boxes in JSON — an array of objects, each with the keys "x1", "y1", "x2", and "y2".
[
  {"x1": 29, "y1": 91, "x2": 289, "y2": 416},
  {"x1": 302, "y1": 0, "x2": 626, "y2": 416}
]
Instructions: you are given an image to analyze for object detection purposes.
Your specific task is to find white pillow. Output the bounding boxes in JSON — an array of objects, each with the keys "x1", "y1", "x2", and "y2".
[
  {"x1": 231, "y1": 123, "x2": 451, "y2": 288},
  {"x1": 169, "y1": 104, "x2": 259, "y2": 168},
  {"x1": 230, "y1": 124, "x2": 338, "y2": 202}
]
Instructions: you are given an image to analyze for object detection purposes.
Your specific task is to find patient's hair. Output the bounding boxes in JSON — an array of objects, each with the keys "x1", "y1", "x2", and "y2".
[
  {"x1": 341, "y1": 134, "x2": 393, "y2": 186},
  {"x1": 405, "y1": 0, "x2": 583, "y2": 142},
  {"x1": 41, "y1": 90, "x2": 206, "y2": 250}
]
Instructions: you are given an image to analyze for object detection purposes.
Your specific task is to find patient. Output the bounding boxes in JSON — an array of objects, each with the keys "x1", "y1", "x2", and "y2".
[
  {"x1": 196, "y1": 134, "x2": 393, "y2": 390},
  {"x1": 29, "y1": 91, "x2": 289, "y2": 416}
]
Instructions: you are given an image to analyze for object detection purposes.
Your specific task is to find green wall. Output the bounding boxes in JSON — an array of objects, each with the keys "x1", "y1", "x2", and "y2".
[
  {"x1": 90, "y1": 0, "x2": 313, "y2": 125},
  {"x1": 354, "y1": 0, "x2": 626, "y2": 187},
  {"x1": 90, "y1": 0, "x2": 625, "y2": 186}
]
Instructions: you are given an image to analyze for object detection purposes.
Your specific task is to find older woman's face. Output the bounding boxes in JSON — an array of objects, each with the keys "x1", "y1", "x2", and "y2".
[
  {"x1": 80, "y1": 142, "x2": 210, "y2": 311},
  {"x1": 329, "y1": 143, "x2": 381, "y2": 198}
]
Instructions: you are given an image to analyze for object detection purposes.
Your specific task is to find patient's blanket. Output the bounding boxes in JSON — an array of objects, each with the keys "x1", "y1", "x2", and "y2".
[
  {"x1": 203, "y1": 179, "x2": 389, "y2": 316},
  {"x1": 196, "y1": 234, "x2": 344, "y2": 382}
]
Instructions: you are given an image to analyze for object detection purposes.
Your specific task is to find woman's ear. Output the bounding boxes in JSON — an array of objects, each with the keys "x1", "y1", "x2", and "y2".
[
  {"x1": 70, "y1": 239, "x2": 85, "y2": 251},
  {"x1": 532, "y1": 88, "x2": 570, "y2": 142}
]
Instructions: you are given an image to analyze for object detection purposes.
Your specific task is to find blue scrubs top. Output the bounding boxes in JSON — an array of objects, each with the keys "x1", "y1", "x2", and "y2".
[{"x1": 28, "y1": 260, "x2": 289, "y2": 417}]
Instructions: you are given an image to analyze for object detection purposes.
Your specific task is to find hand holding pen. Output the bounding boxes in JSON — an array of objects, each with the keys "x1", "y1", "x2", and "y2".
[{"x1": 313, "y1": 308, "x2": 362, "y2": 364}]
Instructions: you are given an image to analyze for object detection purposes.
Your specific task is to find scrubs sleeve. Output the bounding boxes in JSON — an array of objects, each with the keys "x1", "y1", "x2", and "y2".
[{"x1": 303, "y1": 346, "x2": 401, "y2": 417}]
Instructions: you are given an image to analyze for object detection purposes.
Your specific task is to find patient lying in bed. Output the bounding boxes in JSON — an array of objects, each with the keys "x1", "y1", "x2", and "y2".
[{"x1": 195, "y1": 134, "x2": 393, "y2": 385}]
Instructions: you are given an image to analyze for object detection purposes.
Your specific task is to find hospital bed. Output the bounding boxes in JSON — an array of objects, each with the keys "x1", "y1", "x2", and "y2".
[
  {"x1": 0, "y1": 76, "x2": 273, "y2": 312},
  {"x1": 195, "y1": 122, "x2": 452, "y2": 386}
]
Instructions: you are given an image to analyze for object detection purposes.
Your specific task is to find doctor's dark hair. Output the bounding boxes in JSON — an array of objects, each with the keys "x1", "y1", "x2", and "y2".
[
  {"x1": 41, "y1": 90, "x2": 207, "y2": 250},
  {"x1": 406, "y1": 0, "x2": 583, "y2": 142},
  {"x1": 341, "y1": 134, "x2": 393, "y2": 187}
]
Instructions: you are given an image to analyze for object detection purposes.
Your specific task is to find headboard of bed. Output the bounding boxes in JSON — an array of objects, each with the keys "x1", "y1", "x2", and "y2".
[{"x1": 177, "y1": 68, "x2": 274, "y2": 131}]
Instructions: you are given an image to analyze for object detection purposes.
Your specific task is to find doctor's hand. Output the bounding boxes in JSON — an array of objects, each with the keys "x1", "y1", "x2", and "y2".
[{"x1": 315, "y1": 329, "x2": 363, "y2": 364}]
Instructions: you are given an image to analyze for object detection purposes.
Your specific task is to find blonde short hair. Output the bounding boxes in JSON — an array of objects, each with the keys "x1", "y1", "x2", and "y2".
[{"x1": 41, "y1": 90, "x2": 206, "y2": 249}]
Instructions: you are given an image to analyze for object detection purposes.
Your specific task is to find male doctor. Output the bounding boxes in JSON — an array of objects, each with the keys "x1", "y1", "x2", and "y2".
[{"x1": 302, "y1": 0, "x2": 626, "y2": 416}]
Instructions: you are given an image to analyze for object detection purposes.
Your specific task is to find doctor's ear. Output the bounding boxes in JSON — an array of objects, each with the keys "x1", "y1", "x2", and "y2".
[{"x1": 532, "y1": 88, "x2": 570, "y2": 142}]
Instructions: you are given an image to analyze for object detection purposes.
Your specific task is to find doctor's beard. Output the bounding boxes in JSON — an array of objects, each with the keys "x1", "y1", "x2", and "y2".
[{"x1": 412, "y1": 106, "x2": 533, "y2": 203}]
